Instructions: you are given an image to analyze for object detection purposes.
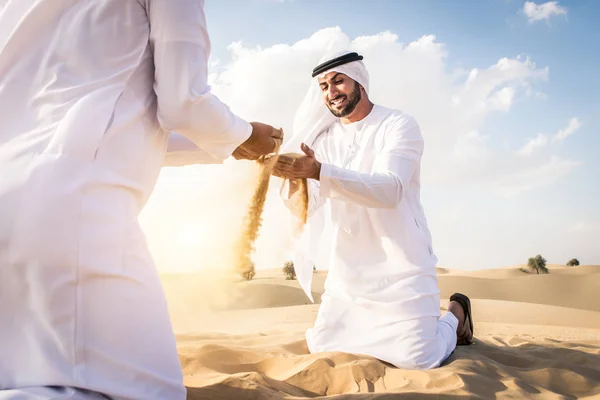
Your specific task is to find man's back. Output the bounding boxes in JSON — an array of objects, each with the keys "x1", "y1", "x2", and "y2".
[
  {"x1": 0, "y1": 0, "x2": 166, "y2": 250},
  {"x1": 0, "y1": 1, "x2": 279, "y2": 397},
  {"x1": 0, "y1": 2, "x2": 188, "y2": 398},
  {"x1": 0, "y1": 0, "x2": 157, "y2": 171}
]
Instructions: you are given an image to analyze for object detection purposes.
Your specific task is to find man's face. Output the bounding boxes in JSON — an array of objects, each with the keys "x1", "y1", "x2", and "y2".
[{"x1": 318, "y1": 72, "x2": 362, "y2": 118}]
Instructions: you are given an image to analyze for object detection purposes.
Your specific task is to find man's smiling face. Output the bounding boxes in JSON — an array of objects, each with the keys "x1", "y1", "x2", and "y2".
[{"x1": 318, "y1": 72, "x2": 362, "y2": 118}]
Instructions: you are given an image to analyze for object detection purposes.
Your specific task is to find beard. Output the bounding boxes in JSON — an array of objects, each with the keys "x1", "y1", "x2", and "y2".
[{"x1": 326, "y1": 82, "x2": 362, "y2": 118}]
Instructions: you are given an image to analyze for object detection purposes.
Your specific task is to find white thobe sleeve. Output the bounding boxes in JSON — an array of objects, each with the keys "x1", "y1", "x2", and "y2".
[
  {"x1": 319, "y1": 116, "x2": 424, "y2": 208},
  {"x1": 163, "y1": 132, "x2": 224, "y2": 166},
  {"x1": 146, "y1": 0, "x2": 252, "y2": 163}
]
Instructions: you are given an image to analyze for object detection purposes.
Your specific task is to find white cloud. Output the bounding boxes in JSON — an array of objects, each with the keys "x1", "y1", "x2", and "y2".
[
  {"x1": 523, "y1": 1, "x2": 567, "y2": 23},
  {"x1": 519, "y1": 133, "x2": 549, "y2": 155},
  {"x1": 488, "y1": 86, "x2": 516, "y2": 111},
  {"x1": 518, "y1": 117, "x2": 581, "y2": 155},
  {"x1": 490, "y1": 156, "x2": 581, "y2": 197},
  {"x1": 208, "y1": 28, "x2": 563, "y2": 193},
  {"x1": 553, "y1": 117, "x2": 581, "y2": 142},
  {"x1": 141, "y1": 27, "x2": 582, "y2": 272}
]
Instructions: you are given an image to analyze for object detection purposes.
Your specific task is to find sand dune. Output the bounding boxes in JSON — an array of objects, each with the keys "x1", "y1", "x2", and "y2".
[
  {"x1": 449, "y1": 264, "x2": 600, "y2": 279},
  {"x1": 158, "y1": 265, "x2": 600, "y2": 399},
  {"x1": 438, "y1": 273, "x2": 600, "y2": 312},
  {"x1": 162, "y1": 265, "x2": 600, "y2": 312}
]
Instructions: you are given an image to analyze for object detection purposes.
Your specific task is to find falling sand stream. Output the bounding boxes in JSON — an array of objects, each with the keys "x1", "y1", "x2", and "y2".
[{"x1": 234, "y1": 142, "x2": 308, "y2": 278}]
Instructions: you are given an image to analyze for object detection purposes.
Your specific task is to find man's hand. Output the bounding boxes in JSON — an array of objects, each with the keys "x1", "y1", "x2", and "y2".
[
  {"x1": 232, "y1": 122, "x2": 283, "y2": 160},
  {"x1": 271, "y1": 143, "x2": 321, "y2": 180}
]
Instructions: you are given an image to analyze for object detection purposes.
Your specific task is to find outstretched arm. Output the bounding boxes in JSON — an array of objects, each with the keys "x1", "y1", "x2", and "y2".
[
  {"x1": 146, "y1": 0, "x2": 251, "y2": 162},
  {"x1": 275, "y1": 116, "x2": 424, "y2": 209},
  {"x1": 320, "y1": 117, "x2": 423, "y2": 208},
  {"x1": 163, "y1": 132, "x2": 223, "y2": 166}
]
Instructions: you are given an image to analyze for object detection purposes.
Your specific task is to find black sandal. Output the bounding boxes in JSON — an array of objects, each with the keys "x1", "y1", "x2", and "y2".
[{"x1": 450, "y1": 293, "x2": 473, "y2": 345}]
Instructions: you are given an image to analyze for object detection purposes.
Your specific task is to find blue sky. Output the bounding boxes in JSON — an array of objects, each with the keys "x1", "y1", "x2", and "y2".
[
  {"x1": 205, "y1": 1, "x2": 598, "y2": 125},
  {"x1": 143, "y1": 1, "x2": 599, "y2": 271},
  {"x1": 204, "y1": 0, "x2": 599, "y2": 139}
]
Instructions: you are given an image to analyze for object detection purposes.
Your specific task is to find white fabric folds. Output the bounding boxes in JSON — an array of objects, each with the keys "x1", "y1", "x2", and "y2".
[{"x1": 282, "y1": 50, "x2": 371, "y2": 301}]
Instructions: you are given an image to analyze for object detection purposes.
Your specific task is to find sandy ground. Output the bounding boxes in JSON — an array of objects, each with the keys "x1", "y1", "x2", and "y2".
[{"x1": 159, "y1": 264, "x2": 600, "y2": 399}]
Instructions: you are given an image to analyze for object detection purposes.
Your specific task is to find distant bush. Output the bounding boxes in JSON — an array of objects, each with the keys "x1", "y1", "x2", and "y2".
[
  {"x1": 241, "y1": 262, "x2": 256, "y2": 281},
  {"x1": 283, "y1": 261, "x2": 296, "y2": 280},
  {"x1": 567, "y1": 258, "x2": 580, "y2": 267},
  {"x1": 527, "y1": 254, "x2": 549, "y2": 274}
]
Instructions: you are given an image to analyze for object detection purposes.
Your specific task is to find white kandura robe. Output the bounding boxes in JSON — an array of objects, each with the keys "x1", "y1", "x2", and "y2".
[
  {"x1": 284, "y1": 105, "x2": 458, "y2": 370},
  {"x1": 0, "y1": 1, "x2": 251, "y2": 399}
]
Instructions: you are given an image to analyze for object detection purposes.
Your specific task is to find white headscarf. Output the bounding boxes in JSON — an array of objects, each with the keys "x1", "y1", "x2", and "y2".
[
  {"x1": 282, "y1": 51, "x2": 370, "y2": 301},
  {"x1": 282, "y1": 50, "x2": 370, "y2": 153}
]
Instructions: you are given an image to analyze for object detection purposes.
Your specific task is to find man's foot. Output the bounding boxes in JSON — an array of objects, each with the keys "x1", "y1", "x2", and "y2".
[{"x1": 448, "y1": 293, "x2": 473, "y2": 345}]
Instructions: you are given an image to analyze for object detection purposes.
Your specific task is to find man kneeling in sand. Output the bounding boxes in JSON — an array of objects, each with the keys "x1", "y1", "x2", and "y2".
[{"x1": 272, "y1": 51, "x2": 473, "y2": 370}]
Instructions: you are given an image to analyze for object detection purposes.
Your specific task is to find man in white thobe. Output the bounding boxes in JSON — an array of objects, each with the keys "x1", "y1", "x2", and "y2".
[
  {"x1": 273, "y1": 51, "x2": 473, "y2": 370},
  {"x1": 0, "y1": 1, "x2": 282, "y2": 399}
]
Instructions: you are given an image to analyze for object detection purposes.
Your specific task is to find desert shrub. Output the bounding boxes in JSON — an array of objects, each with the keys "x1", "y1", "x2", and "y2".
[
  {"x1": 527, "y1": 254, "x2": 549, "y2": 274},
  {"x1": 241, "y1": 262, "x2": 256, "y2": 281},
  {"x1": 567, "y1": 258, "x2": 580, "y2": 267},
  {"x1": 283, "y1": 261, "x2": 296, "y2": 280}
]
